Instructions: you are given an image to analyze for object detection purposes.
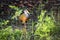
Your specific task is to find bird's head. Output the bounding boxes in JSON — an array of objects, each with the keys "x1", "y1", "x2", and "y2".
[
  {"x1": 23, "y1": 9, "x2": 30, "y2": 14},
  {"x1": 23, "y1": 9, "x2": 30, "y2": 18}
]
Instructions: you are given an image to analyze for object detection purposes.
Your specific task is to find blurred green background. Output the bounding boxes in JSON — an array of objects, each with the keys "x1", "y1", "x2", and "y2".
[{"x1": 0, "y1": 0, "x2": 60, "y2": 40}]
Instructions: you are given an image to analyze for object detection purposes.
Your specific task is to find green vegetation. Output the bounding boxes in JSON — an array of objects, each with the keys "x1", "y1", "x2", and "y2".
[
  {"x1": 35, "y1": 10, "x2": 55, "y2": 40},
  {"x1": 0, "y1": 26, "x2": 22, "y2": 40},
  {"x1": 0, "y1": 3, "x2": 60, "y2": 40}
]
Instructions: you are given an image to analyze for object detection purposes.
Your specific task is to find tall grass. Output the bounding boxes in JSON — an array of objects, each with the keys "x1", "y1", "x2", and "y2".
[
  {"x1": 0, "y1": 5, "x2": 57, "y2": 40},
  {"x1": 34, "y1": 10, "x2": 55, "y2": 40}
]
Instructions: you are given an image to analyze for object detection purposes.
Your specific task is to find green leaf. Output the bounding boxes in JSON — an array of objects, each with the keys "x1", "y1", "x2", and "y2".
[{"x1": 9, "y1": 5, "x2": 19, "y2": 10}]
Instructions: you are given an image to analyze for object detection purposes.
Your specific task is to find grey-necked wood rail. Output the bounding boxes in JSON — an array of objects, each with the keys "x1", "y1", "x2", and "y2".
[
  {"x1": 19, "y1": 9, "x2": 30, "y2": 24},
  {"x1": 19, "y1": 9, "x2": 30, "y2": 39}
]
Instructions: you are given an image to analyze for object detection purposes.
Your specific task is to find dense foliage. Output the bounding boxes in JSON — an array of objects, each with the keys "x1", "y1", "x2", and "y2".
[{"x1": 0, "y1": 0, "x2": 60, "y2": 40}]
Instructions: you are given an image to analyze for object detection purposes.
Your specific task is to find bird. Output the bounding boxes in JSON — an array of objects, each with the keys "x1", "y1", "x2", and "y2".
[
  {"x1": 19, "y1": 9, "x2": 30, "y2": 24},
  {"x1": 19, "y1": 9, "x2": 30, "y2": 38}
]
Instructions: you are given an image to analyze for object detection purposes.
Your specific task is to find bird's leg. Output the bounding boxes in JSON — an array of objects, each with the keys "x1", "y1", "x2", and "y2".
[{"x1": 22, "y1": 23, "x2": 27, "y2": 40}]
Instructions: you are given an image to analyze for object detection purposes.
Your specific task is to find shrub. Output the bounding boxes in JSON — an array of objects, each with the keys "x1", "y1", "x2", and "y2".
[
  {"x1": 34, "y1": 10, "x2": 55, "y2": 40},
  {"x1": 0, "y1": 26, "x2": 22, "y2": 40}
]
